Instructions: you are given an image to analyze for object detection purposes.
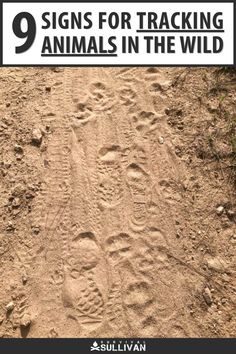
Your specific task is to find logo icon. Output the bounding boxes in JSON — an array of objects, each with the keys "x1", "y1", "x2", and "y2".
[
  {"x1": 91, "y1": 341, "x2": 100, "y2": 351},
  {"x1": 90, "y1": 340, "x2": 146, "y2": 352}
]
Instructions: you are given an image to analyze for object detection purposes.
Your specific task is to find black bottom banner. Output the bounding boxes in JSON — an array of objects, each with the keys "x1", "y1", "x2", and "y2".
[{"x1": 0, "y1": 338, "x2": 235, "y2": 353}]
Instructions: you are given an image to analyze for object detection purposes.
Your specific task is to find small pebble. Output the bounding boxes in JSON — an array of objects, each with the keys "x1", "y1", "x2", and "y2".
[
  {"x1": 206, "y1": 257, "x2": 226, "y2": 273},
  {"x1": 6, "y1": 222, "x2": 15, "y2": 232},
  {"x1": 22, "y1": 274, "x2": 28, "y2": 285},
  {"x1": 203, "y1": 287, "x2": 213, "y2": 306},
  {"x1": 216, "y1": 206, "x2": 224, "y2": 215},
  {"x1": 158, "y1": 136, "x2": 164, "y2": 144},
  {"x1": 32, "y1": 128, "x2": 43, "y2": 146},
  {"x1": 12, "y1": 197, "x2": 21, "y2": 208},
  {"x1": 226, "y1": 210, "x2": 235, "y2": 218},
  {"x1": 20, "y1": 313, "x2": 31, "y2": 327},
  {"x1": 5, "y1": 301, "x2": 14, "y2": 312}
]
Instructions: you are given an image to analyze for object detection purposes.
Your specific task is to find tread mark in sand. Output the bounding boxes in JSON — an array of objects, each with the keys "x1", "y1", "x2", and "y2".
[
  {"x1": 62, "y1": 232, "x2": 107, "y2": 331},
  {"x1": 125, "y1": 147, "x2": 151, "y2": 231},
  {"x1": 97, "y1": 145, "x2": 123, "y2": 209}
]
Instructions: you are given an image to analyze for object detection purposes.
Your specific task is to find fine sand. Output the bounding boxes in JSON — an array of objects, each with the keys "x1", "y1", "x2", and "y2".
[{"x1": 0, "y1": 67, "x2": 235, "y2": 338}]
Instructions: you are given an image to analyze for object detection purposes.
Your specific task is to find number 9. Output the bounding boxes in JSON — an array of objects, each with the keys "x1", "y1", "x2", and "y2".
[{"x1": 12, "y1": 12, "x2": 36, "y2": 54}]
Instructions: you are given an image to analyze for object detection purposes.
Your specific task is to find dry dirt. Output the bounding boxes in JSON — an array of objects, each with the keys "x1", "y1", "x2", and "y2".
[{"x1": 0, "y1": 67, "x2": 236, "y2": 338}]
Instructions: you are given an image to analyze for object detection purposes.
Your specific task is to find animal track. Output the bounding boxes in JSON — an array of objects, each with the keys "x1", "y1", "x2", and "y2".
[
  {"x1": 19, "y1": 67, "x2": 202, "y2": 338},
  {"x1": 89, "y1": 81, "x2": 115, "y2": 111},
  {"x1": 119, "y1": 87, "x2": 137, "y2": 107},
  {"x1": 105, "y1": 232, "x2": 132, "y2": 264},
  {"x1": 124, "y1": 281, "x2": 153, "y2": 309},
  {"x1": 70, "y1": 102, "x2": 94, "y2": 125},
  {"x1": 133, "y1": 241, "x2": 155, "y2": 276},
  {"x1": 133, "y1": 110, "x2": 158, "y2": 134}
]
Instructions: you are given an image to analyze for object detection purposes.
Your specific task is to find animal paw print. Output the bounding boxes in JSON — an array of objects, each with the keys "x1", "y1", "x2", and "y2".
[
  {"x1": 124, "y1": 281, "x2": 153, "y2": 309},
  {"x1": 105, "y1": 233, "x2": 132, "y2": 264},
  {"x1": 70, "y1": 100, "x2": 94, "y2": 126},
  {"x1": 89, "y1": 82, "x2": 115, "y2": 112},
  {"x1": 132, "y1": 111, "x2": 159, "y2": 135},
  {"x1": 119, "y1": 86, "x2": 137, "y2": 107}
]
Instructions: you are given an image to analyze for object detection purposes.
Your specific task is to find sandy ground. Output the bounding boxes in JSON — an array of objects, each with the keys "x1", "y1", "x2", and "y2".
[{"x1": 0, "y1": 67, "x2": 235, "y2": 338}]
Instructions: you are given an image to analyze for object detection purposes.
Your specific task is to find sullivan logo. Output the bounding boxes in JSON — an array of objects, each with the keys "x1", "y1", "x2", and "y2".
[{"x1": 90, "y1": 340, "x2": 146, "y2": 352}]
